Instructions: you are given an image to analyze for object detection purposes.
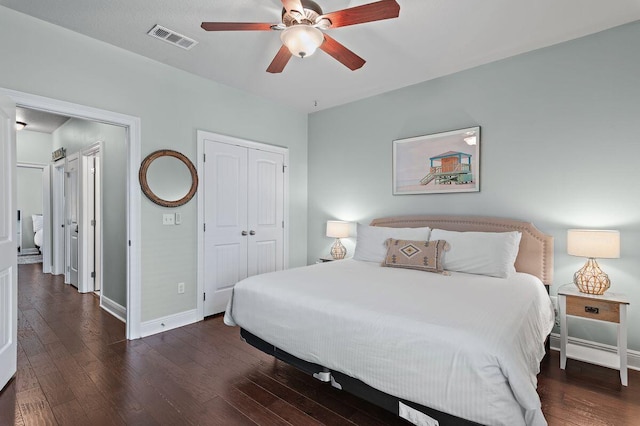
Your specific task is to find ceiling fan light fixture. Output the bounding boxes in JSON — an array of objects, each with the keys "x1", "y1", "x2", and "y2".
[{"x1": 280, "y1": 25, "x2": 324, "y2": 58}]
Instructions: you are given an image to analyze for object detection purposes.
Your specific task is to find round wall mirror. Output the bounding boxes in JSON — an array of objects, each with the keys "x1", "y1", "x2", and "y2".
[{"x1": 139, "y1": 149, "x2": 198, "y2": 208}]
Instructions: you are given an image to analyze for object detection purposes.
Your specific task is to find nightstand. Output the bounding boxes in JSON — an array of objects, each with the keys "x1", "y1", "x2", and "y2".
[{"x1": 558, "y1": 285, "x2": 629, "y2": 386}]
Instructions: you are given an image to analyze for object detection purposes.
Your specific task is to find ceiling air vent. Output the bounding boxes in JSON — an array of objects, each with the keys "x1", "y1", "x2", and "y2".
[{"x1": 147, "y1": 25, "x2": 198, "y2": 50}]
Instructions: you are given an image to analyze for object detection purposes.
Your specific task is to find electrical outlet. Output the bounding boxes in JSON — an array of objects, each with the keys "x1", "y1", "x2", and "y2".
[
  {"x1": 163, "y1": 213, "x2": 175, "y2": 225},
  {"x1": 177, "y1": 282, "x2": 185, "y2": 294},
  {"x1": 550, "y1": 296, "x2": 560, "y2": 327}
]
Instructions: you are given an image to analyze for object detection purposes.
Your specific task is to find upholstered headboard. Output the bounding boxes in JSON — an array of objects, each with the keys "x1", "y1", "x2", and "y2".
[{"x1": 370, "y1": 215, "x2": 554, "y2": 285}]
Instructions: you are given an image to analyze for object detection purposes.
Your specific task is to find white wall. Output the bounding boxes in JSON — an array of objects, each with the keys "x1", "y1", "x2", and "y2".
[
  {"x1": 17, "y1": 130, "x2": 52, "y2": 164},
  {"x1": 0, "y1": 6, "x2": 308, "y2": 322},
  {"x1": 308, "y1": 22, "x2": 640, "y2": 351}
]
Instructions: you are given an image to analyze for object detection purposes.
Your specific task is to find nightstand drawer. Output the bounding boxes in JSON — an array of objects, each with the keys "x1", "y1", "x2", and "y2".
[{"x1": 566, "y1": 297, "x2": 620, "y2": 323}]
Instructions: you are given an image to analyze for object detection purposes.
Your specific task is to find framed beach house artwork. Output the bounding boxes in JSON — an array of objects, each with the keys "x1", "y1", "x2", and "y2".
[{"x1": 392, "y1": 126, "x2": 480, "y2": 195}]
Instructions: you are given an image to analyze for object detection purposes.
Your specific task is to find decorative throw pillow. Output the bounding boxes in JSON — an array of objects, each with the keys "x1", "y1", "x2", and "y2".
[
  {"x1": 353, "y1": 223, "x2": 432, "y2": 263},
  {"x1": 428, "y1": 229, "x2": 522, "y2": 278},
  {"x1": 382, "y1": 238, "x2": 450, "y2": 274}
]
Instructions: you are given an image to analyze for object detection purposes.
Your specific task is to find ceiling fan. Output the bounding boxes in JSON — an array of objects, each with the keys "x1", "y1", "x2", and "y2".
[{"x1": 201, "y1": 0, "x2": 400, "y2": 73}]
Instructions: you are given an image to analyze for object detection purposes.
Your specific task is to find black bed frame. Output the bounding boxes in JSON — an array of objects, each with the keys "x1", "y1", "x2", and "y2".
[{"x1": 240, "y1": 328, "x2": 484, "y2": 426}]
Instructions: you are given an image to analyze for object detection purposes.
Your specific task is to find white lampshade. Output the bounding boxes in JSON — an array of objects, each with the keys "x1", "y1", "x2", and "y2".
[
  {"x1": 326, "y1": 220, "x2": 350, "y2": 238},
  {"x1": 280, "y1": 25, "x2": 324, "y2": 58},
  {"x1": 567, "y1": 229, "x2": 620, "y2": 259}
]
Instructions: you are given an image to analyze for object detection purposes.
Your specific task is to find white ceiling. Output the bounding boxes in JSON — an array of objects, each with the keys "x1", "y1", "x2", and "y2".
[
  {"x1": 2, "y1": 0, "x2": 640, "y2": 113},
  {"x1": 16, "y1": 107, "x2": 70, "y2": 134}
]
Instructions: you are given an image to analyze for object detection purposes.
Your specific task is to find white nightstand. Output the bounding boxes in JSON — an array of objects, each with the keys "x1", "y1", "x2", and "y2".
[{"x1": 558, "y1": 285, "x2": 629, "y2": 386}]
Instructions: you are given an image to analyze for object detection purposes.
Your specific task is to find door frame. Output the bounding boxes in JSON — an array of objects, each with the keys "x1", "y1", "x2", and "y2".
[
  {"x1": 16, "y1": 162, "x2": 48, "y2": 264},
  {"x1": 196, "y1": 130, "x2": 289, "y2": 321},
  {"x1": 64, "y1": 152, "x2": 79, "y2": 286},
  {"x1": 0, "y1": 87, "x2": 142, "y2": 340},
  {"x1": 79, "y1": 142, "x2": 102, "y2": 295},
  {"x1": 52, "y1": 159, "x2": 65, "y2": 276}
]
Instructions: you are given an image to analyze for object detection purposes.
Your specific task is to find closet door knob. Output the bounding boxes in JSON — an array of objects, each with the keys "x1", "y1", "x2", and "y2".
[
  {"x1": 249, "y1": 230, "x2": 256, "y2": 235},
  {"x1": 241, "y1": 231, "x2": 248, "y2": 236}
]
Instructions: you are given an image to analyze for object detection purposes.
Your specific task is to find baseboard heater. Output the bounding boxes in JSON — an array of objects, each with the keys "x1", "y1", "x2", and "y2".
[{"x1": 240, "y1": 329, "x2": 483, "y2": 426}]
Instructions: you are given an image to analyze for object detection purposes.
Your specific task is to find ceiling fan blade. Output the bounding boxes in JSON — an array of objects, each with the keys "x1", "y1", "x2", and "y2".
[
  {"x1": 267, "y1": 45, "x2": 293, "y2": 73},
  {"x1": 201, "y1": 22, "x2": 274, "y2": 31},
  {"x1": 321, "y1": 0, "x2": 400, "y2": 28},
  {"x1": 281, "y1": 0, "x2": 306, "y2": 18},
  {"x1": 319, "y1": 34, "x2": 365, "y2": 71}
]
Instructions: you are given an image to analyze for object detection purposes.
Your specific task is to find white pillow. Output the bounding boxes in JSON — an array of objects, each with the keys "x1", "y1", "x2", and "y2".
[
  {"x1": 353, "y1": 223, "x2": 431, "y2": 263},
  {"x1": 429, "y1": 229, "x2": 522, "y2": 278}
]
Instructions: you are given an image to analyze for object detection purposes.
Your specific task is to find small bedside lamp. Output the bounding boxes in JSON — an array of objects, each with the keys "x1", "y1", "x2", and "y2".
[
  {"x1": 326, "y1": 220, "x2": 350, "y2": 260},
  {"x1": 567, "y1": 229, "x2": 620, "y2": 295}
]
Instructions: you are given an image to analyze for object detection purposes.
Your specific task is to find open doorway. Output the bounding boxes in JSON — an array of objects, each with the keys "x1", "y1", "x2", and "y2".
[
  {"x1": 17, "y1": 110, "x2": 124, "y2": 319},
  {"x1": 3, "y1": 87, "x2": 142, "y2": 340}
]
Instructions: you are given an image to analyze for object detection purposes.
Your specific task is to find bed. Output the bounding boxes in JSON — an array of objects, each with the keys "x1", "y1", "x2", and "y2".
[
  {"x1": 224, "y1": 215, "x2": 555, "y2": 426},
  {"x1": 32, "y1": 214, "x2": 43, "y2": 253}
]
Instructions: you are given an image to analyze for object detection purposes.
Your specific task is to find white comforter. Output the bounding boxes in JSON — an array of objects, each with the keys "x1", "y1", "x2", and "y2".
[{"x1": 224, "y1": 259, "x2": 554, "y2": 426}]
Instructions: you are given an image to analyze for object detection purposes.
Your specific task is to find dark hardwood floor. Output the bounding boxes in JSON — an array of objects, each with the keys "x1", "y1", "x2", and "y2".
[{"x1": 1, "y1": 263, "x2": 638, "y2": 425}]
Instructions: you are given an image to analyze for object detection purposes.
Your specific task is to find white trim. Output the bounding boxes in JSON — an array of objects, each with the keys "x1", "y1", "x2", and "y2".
[
  {"x1": 139, "y1": 309, "x2": 199, "y2": 337},
  {"x1": 196, "y1": 130, "x2": 290, "y2": 321},
  {"x1": 42, "y1": 165, "x2": 51, "y2": 274},
  {"x1": 79, "y1": 142, "x2": 103, "y2": 294},
  {"x1": 16, "y1": 162, "x2": 46, "y2": 169},
  {"x1": 550, "y1": 333, "x2": 640, "y2": 372},
  {"x1": 100, "y1": 296, "x2": 126, "y2": 323},
  {"x1": 16, "y1": 162, "x2": 49, "y2": 268},
  {"x1": 51, "y1": 160, "x2": 65, "y2": 276},
  {"x1": 0, "y1": 87, "x2": 142, "y2": 340}
]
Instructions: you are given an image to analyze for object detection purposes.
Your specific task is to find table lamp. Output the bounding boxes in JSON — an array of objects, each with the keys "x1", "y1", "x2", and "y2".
[
  {"x1": 567, "y1": 229, "x2": 620, "y2": 295},
  {"x1": 326, "y1": 220, "x2": 350, "y2": 260}
]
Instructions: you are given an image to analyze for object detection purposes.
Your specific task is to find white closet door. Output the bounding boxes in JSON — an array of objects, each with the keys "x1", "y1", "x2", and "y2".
[
  {"x1": 203, "y1": 141, "x2": 248, "y2": 316},
  {"x1": 247, "y1": 149, "x2": 284, "y2": 277}
]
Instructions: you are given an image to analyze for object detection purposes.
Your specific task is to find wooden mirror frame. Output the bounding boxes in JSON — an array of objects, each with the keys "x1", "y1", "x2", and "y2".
[{"x1": 139, "y1": 149, "x2": 198, "y2": 208}]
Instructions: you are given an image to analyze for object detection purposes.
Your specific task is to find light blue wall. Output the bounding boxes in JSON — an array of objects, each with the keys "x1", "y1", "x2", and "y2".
[
  {"x1": 52, "y1": 118, "x2": 127, "y2": 307},
  {"x1": 308, "y1": 22, "x2": 640, "y2": 351},
  {"x1": 0, "y1": 6, "x2": 308, "y2": 322}
]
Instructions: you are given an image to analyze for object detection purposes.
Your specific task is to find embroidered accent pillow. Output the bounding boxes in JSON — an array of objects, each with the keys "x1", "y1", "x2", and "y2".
[{"x1": 382, "y1": 238, "x2": 450, "y2": 274}]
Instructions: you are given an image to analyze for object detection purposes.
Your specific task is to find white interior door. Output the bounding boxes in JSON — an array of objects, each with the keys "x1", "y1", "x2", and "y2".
[
  {"x1": 52, "y1": 160, "x2": 65, "y2": 276},
  {"x1": 65, "y1": 154, "x2": 79, "y2": 287},
  {"x1": 247, "y1": 149, "x2": 284, "y2": 277},
  {"x1": 203, "y1": 141, "x2": 248, "y2": 316},
  {"x1": 0, "y1": 94, "x2": 17, "y2": 390},
  {"x1": 80, "y1": 150, "x2": 99, "y2": 293}
]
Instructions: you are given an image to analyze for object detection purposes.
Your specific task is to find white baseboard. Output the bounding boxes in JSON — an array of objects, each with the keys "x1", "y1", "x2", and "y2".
[
  {"x1": 140, "y1": 309, "x2": 199, "y2": 338},
  {"x1": 550, "y1": 333, "x2": 640, "y2": 371},
  {"x1": 100, "y1": 296, "x2": 126, "y2": 323}
]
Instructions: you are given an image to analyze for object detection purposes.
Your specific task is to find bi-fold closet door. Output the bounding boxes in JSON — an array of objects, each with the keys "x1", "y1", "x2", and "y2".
[{"x1": 203, "y1": 140, "x2": 284, "y2": 316}]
